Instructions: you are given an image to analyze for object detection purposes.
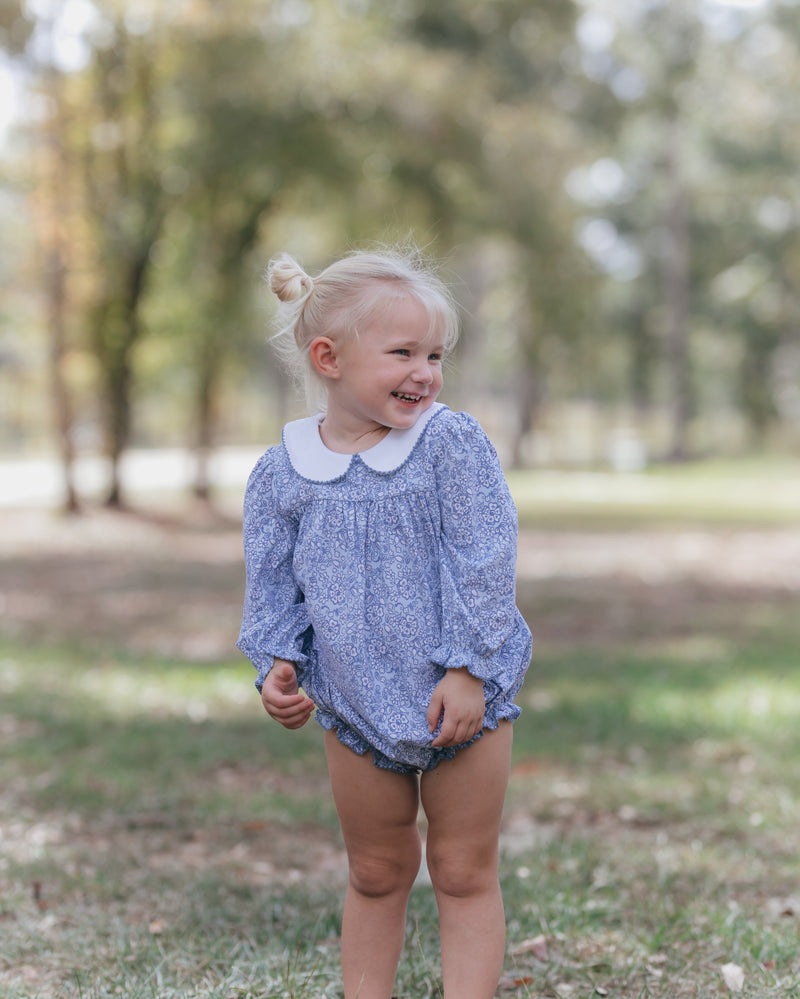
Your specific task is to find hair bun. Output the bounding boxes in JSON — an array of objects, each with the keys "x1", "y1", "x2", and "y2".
[{"x1": 268, "y1": 254, "x2": 314, "y2": 302}]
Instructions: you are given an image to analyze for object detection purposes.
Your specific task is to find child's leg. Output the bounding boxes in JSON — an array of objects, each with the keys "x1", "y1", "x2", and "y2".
[
  {"x1": 420, "y1": 722, "x2": 513, "y2": 999},
  {"x1": 324, "y1": 731, "x2": 422, "y2": 999}
]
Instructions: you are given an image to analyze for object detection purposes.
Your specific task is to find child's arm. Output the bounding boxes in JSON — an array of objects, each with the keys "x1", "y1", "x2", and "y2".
[
  {"x1": 237, "y1": 452, "x2": 313, "y2": 692},
  {"x1": 261, "y1": 658, "x2": 315, "y2": 729},
  {"x1": 428, "y1": 412, "x2": 532, "y2": 710},
  {"x1": 427, "y1": 667, "x2": 485, "y2": 747}
]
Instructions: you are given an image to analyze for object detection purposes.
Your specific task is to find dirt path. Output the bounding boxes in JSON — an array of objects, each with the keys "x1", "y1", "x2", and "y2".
[
  {"x1": 2, "y1": 506, "x2": 799, "y2": 924},
  {"x1": 1, "y1": 506, "x2": 798, "y2": 660}
]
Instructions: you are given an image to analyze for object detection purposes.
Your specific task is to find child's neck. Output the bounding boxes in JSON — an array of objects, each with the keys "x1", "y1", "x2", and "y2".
[{"x1": 318, "y1": 415, "x2": 391, "y2": 454}]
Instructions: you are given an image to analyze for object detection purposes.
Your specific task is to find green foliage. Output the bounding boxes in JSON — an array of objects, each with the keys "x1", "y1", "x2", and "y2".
[{"x1": 1, "y1": 0, "x2": 799, "y2": 484}]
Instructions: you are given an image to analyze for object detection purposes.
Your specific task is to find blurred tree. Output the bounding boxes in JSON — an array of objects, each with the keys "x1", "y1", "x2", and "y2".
[
  {"x1": 42, "y1": 53, "x2": 80, "y2": 512},
  {"x1": 13, "y1": 2, "x2": 178, "y2": 506},
  {"x1": 11, "y1": 0, "x2": 363, "y2": 505},
  {"x1": 4, "y1": 0, "x2": 800, "y2": 493},
  {"x1": 161, "y1": 5, "x2": 368, "y2": 499},
  {"x1": 0, "y1": 0, "x2": 32, "y2": 54},
  {"x1": 79, "y1": 18, "x2": 168, "y2": 505},
  {"x1": 699, "y1": 2, "x2": 800, "y2": 445},
  {"x1": 567, "y1": 0, "x2": 800, "y2": 457},
  {"x1": 567, "y1": 0, "x2": 705, "y2": 460},
  {"x1": 3, "y1": 0, "x2": 80, "y2": 509},
  {"x1": 394, "y1": 0, "x2": 599, "y2": 460}
]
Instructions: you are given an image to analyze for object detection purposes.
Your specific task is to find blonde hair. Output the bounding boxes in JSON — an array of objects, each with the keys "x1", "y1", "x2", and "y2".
[{"x1": 267, "y1": 247, "x2": 460, "y2": 414}]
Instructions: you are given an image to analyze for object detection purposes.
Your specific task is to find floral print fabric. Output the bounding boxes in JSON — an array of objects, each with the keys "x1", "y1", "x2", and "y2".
[{"x1": 237, "y1": 404, "x2": 532, "y2": 772}]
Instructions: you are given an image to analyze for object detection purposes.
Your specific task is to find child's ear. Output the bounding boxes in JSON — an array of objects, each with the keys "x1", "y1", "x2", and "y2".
[{"x1": 308, "y1": 336, "x2": 341, "y2": 379}]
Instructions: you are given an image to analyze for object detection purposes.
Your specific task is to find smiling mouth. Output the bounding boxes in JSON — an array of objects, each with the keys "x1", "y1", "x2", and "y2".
[{"x1": 392, "y1": 392, "x2": 425, "y2": 403}]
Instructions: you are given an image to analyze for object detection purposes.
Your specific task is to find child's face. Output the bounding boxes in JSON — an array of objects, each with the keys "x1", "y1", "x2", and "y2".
[{"x1": 327, "y1": 293, "x2": 444, "y2": 434}]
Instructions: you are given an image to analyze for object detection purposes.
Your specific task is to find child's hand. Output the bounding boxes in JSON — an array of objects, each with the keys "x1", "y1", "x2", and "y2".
[
  {"x1": 261, "y1": 659, "x2": 315, "y2": 729},
  {"x1": 427, "y1": 668, "x2": 486, "y2": 748}
]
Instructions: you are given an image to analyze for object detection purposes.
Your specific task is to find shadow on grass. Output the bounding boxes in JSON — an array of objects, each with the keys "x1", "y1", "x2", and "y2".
[
  {"x1": 3, "y1": 619, "x2": 800, "y2": 997},
  {"x1": 1, "y1": 650, "x2": 331, "y2": 816},
  {"x1": 2, "y1": 506, "x2": 800, "y2": 996}
]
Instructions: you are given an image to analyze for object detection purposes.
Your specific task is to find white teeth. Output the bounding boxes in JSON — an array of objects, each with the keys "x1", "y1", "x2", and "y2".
[{"x1": 393, "y1": 393, "x2": 421, "y2": 402}]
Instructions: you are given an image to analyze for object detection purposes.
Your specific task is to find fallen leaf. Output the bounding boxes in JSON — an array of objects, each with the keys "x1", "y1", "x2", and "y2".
[
  {"x1": 510, "y1": 933, "x2": 549, "y2": 961},
  {"x1": 32, "y1": 880, "x2": 51, "y2": 910},
  {"x1": 511, "y1": 758, "x2": 542, "y2": 775},
  {"x1": 766, "y1": 895, "x2": 800, "y2": 918},
  {"x1": 499, "y1": 975, "x2": 536, "y2": 990},
  {"x1": 241, "y1": 819, "x2": 270, "y2": 833},
  {"x1": 149, "y1": 918, "x2": 166, "y2": 935},
  {"x1": 721, "y1": 962, "x2": 744, "y2": 992}
]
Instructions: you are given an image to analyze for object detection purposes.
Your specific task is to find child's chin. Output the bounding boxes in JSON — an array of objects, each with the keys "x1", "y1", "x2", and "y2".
[{"x1": 389, "y1": 403, "x2": 427, "y2": 424}]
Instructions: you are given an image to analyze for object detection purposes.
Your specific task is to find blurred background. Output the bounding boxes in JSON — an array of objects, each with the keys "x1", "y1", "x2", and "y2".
[
  {"x1": 1, "y1": 0, "x2": 798, "y2": 512},
  {"x1": 3, "y1": 7, "x2": 800, "y2": 995}
]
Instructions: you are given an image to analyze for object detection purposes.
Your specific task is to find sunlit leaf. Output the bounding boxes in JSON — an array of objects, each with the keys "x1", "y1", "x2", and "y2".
[
  {"x1": 720, "y1": 962, "x2": 744, "y2": 992},
  {"x1": 510, "y1": 933, "x2": 549, "y2": 962}
]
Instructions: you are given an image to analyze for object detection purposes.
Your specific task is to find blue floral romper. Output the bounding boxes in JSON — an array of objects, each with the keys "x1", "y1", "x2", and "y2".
[{"x1": 237, "y1": 403, "x2": 532, "y2": 774}]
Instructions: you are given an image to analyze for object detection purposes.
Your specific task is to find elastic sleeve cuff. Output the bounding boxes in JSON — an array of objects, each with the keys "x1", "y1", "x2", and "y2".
[
  {"x1": 249, "y1": 649, "x2": 309, "y2": 693},
  {"x1": 428, "y1": 643, "x2": 495, "y2": 682},
  {"x1": 237, "y1": 627, "x2": 310, "y2": 692}
]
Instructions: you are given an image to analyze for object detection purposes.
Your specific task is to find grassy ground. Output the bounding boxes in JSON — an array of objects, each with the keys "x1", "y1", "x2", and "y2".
[{"x1": 1, "y1": 462, "x2": 799, "y2": 998}]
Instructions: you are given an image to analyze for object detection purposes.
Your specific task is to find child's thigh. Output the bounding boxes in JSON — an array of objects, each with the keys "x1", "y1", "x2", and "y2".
[
  {"x1": 324, "y1": 731, "x2": 421, "y2": 870},
  {"x1": 420, "y1": 722, "x2": 513, "y2": 858}
]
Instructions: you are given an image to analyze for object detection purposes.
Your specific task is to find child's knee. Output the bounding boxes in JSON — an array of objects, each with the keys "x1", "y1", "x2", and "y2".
[
  {"x1": 349, "y1": 842, "x2": 421, "y2": 899},
  {"x1": 426, "y1": 844, "x2": 498, "y2": 899}
]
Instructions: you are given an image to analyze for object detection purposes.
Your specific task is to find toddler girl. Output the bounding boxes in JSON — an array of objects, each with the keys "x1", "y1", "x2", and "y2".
[{"x1": 237, "y1": 247, "x2": 531, "y2": 999}]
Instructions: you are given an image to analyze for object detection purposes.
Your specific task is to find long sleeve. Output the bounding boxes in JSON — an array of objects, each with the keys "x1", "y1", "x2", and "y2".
[
  {"x1": 236, "y1": 451, "x2": 312, "y2": 692},
  {"x1": 427, "y1": 413, "x2": 531, "y2": 700}
]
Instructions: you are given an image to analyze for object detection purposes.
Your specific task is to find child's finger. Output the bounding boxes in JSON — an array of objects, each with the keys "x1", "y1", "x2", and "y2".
[
  {"x1": 279, "y1": 702, "x2": 315, "y2": 728},
  {"x1": 266, "y1": 693, "x2": 314, "y2": 726},
  {"x1": 264, "y1": 689, "x2": 306, "y2": 711},
  {"x1": 273, "y1": 662, "x2": 299, "y2": 692},
  {"x1": 427, "y1": 689, "x2": 444, "y2": 732},
  {"x1": 431, "y1": 707, "x2": 459, "y2": 746},
  {"x1": 262, "y1": 685, "x2": 305, "y2": 718},
  {"x1": 432, "y1": 711, "x2": 482, "y2": 747},
  {"x1": 288, "y1": 697, "x2": 315, "y2": 724}
]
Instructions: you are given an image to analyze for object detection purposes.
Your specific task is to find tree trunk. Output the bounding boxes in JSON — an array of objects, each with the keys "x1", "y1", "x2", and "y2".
[
  {"x1": 511, "y1": 283, "x2": 547, "y2": 469},
  {"x1": 41, "y1": 30, "x2": 80, "y2": 512},
  {"x1": 46, "y1": 244, "x2": 80, "y2": 513},
  {"x1": 189, "y1": 195, "x2": 276, "y2": 501},
  {"x1": 96, "y1": 247, "x2": 155, "y2": 508},
  {"x1": 661, "y1": 124, "x2": 692, "y2": 462},
  {"x1": 104, "y1": 354, "x2": 132, "y2": 509},
  {"x1": 193, "y1": 359, "x2": 217, "y2": 503}
]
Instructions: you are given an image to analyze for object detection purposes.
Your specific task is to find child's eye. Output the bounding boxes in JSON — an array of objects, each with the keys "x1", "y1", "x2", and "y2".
[
  {"x1": 392, "y1": 348, "x2": 410, "y2": 356},
  {"x1": 428, "y1": 352, "x2": 442, "y2": 362}
]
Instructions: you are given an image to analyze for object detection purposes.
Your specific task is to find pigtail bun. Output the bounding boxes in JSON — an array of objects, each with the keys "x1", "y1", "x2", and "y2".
[{"x1": 267, "y1": 253, "x2": 314, "y2": 302}]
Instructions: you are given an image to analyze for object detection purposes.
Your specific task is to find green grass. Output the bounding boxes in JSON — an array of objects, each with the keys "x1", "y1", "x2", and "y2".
[
  {"x1": 2, "y1": 464, "x2": 800, "y2": 998},
  {"x1": 507, "y1": 456, "x2": 800, "y2": 528},
  {"x1": 499, "y1": 628, "x2": 800, "y2": 998},
  {"x1": 2, "y1": 624, "x2": 800, "y2": 998}
]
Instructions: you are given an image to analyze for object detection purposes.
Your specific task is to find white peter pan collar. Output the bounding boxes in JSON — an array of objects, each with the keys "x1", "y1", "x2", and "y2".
[{"x1": 283, "y1": 402, "x2": 445, "y2": 481}]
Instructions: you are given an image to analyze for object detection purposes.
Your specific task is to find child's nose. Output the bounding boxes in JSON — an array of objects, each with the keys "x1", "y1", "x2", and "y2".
[{"x1": 412, "y1": 360, "x2": 434, "y2": 383}]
